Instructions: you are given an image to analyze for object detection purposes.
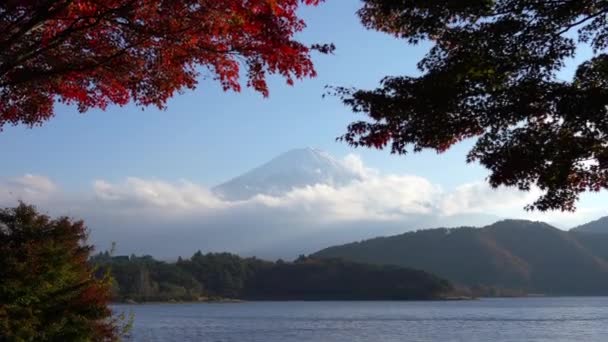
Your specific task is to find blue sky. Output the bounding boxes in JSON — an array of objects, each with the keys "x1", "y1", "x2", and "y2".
[
  {"x1": 0, "y1": 0, "x2": 605, "y2": 228},
  {"x1": 0, "y1": 0, "x2": 487, "y2": 189}
]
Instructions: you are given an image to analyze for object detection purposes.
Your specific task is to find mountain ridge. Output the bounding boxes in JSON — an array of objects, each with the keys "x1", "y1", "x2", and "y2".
[
  {"x1": 572, "y1": 216, "x2": 608, "y2": 234},
  {"x1": 313, "y1": 219, "x2": 608, "y2": 295}
]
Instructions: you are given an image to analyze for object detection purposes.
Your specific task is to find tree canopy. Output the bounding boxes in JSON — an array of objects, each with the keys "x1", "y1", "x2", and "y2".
[
  {"x1": 91, "y1": 251, "x2": 452, "y2": 302},
  {"x1": 0, "y1": 0, "x2": 331, "y2": 129},
  {"x1": 0, "y1": 203, "x2": 121, "y2": 341},
  {"x1": 336, "y1": 0, "x2": 608, "y2": 211}
]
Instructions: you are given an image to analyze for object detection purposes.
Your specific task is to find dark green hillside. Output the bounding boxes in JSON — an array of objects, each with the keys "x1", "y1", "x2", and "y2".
[
  {"x1": 571, "y1": 232, "x2": 608, "y2": 262},
  {"x1": 482, "y1": 220, "x2": 608, "y2": 294},
  {"x1": 313, "y1": 226, "x2": 529, "y2": 289},
  {"x1": 314, "y1": 220, "x2": 608, "y2": 295},
  {"x1": 572, "y1": 217, "x2": 608, "y2": 234},
  {"x1": 243, "y1": 256, "x2": 450, "y2": 300},
  {"x1": 91, "y1": 252, "x2": 451, "y2": 302}
]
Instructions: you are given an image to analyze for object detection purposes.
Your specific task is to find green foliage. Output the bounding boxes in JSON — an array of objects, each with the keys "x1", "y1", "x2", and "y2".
[
  {"x1": 93, "y1": 251, "x2": 451, "y2": 302},
  {"x1": 0, "y1": 203, "x2": 120, "y2": 341},
  {"x1": 91, "y1": 254, "x2": 203, "y2": 302},
  {"x1": 244, "y1": 257, "x2": 451, "y2": 300},
  {"x1": 314, "y1": 219, "x2": 608, "y2": 296},
  {"x1": 336, "y1": 0, "x2": 608, "y2": 211}
]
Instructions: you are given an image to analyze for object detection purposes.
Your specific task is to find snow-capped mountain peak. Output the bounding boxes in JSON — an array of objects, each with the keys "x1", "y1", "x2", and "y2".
[{"x1": 212, "y1": 148, "x2": 362, "y2": 200}]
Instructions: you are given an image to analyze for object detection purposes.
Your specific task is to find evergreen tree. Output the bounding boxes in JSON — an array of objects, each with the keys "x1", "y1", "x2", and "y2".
[{"x1": 0, "y1": 203, "x2": 121, "y2": 341}]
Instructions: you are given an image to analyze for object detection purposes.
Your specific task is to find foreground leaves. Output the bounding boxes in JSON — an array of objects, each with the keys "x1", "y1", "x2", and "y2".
[
  {"x1": 336, "y1": 0, "x2": 608, "y2": 211},
  {"x1": 0, "y1": 0, "x2": 331, "y2": 128},
  {"x1": 0, "y1": 203, "x2": 121, "y2": 341}
]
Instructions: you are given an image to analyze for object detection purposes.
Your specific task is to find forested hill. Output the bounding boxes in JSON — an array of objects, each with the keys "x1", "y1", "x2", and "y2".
[
  {"x1": 91, "y1": 252, "x2": 451, "y2": 302},
  {"x1": 572, "y1": 216, "x2": 608, "y2": 234},
  {"x1": 314, "y1": 220, "x2": 608, "y2": 296}
]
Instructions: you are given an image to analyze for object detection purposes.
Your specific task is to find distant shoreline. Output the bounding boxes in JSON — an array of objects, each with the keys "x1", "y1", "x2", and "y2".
[
  {"x1": 111, "y1": 294, "x2": 608, "y2": 305},
  {"x1": 111, "y1": 296, "x2": 478, "y2": 305},
  {"x1": 114, "y1": 298, "x2": 245, "y2": 305}
]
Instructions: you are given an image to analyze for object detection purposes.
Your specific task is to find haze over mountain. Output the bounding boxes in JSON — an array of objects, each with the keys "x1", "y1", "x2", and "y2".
[
  {"x1": 572, "y1": 216, "x2": 608, "y2": 234},
  {"x1": 0, "y1": 148, "x2": 604, "y2": 259},
  {"x1": 314, "y1": 220, "x2": 608, "y2": 295},
  {"x1": 212, "y1": 148, "x2": 363, "y2": 201}
]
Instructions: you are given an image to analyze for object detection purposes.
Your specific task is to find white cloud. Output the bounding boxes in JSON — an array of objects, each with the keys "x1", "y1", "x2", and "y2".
[
  {"x1": 1, "y1": 157, "x2": 606, "y2": 258},
  {"x1": 438, "y1": 181, "x2": 540, "y2": 217},
  {"x1": 93, "y1": 178, "x2": 225, "y2": 211},
  {"x1": 0, "y1": 174, "x2": 57, "y2": 203},
  {"x1": 341, "y1": 154, "x2": 377, "y2": 179},
  {"x1": 252, "y1": 174, "x2": 438, "y2": 221}
]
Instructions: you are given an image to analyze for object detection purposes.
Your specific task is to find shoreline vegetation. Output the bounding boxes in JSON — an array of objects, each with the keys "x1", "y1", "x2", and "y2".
[
  {"x1": 113, "y1": 294, "x2": 563, "y2": 305},
  {"x1": 113, "y1": 294, "x2": 559, "y2": 305},
  {"x1": 94, "y1": 250, "x2": 558, "y2": 305},
  {"x1": 96, "y1": 220, "x2": 608, "y2": 306},
  {"x1": 92, "y1": 252, "x2": 453, "y2": 303},
  {"x1": 114, "y1": 296, "x2": 477, "y2": 305},
  {"x1": 118, "y1": 297, "x2": 246, "y2": 304}
]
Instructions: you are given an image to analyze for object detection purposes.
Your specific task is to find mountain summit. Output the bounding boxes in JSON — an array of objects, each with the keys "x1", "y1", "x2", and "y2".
[{"x1": 212, "y1": 148, "x2": 362, "y2": 200}]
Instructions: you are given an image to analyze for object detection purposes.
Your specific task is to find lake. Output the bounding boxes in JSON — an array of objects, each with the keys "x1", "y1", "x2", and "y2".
[{"x1": 113, "y1": 297, "x2": 608, "y2": 341}]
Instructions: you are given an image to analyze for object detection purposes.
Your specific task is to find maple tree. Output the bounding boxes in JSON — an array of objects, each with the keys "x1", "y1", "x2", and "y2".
[
  {"x1": 0, "y1": 203, "x2": 125, "y2": 341},
  {"x1": 336, "y1": 0, "x2": 608, "y2": 211},
  {"x1": 0, "y1": 0, "x2": 331, "y2": 128}
]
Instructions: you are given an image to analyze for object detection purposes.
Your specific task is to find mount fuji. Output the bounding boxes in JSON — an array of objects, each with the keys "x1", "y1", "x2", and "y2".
[{"x1": 212, "y1": 148, "x2": 363, "y2": 201}]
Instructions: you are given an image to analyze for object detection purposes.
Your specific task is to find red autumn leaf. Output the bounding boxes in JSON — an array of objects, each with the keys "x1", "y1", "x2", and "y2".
[{"x1": 0, "y1": 0, "x2": 329, "y2": 129}]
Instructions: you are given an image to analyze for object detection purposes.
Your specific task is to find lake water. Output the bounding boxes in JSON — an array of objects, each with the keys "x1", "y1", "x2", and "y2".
[{"x1": 113, "y1": 297, "x2": 608, "y2": 341}]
